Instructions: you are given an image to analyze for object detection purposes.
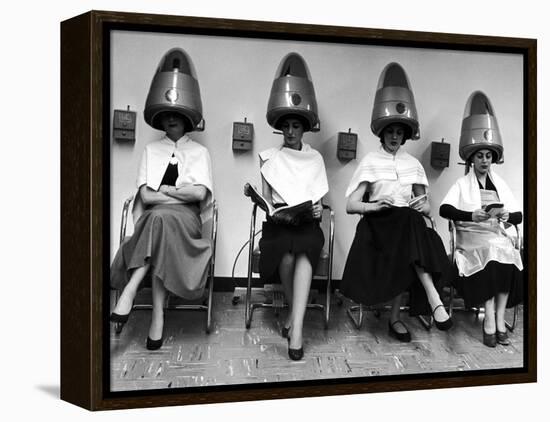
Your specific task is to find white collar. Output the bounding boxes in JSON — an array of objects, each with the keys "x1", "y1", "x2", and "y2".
[
  {"x1": 378, "y1": 144, "x2": 405, "y2": 158},
  {"x1": 161, "y1": 134, "x2": 191, "y2": 148},
  {"x1": 260, "y1": 142, "x2": 328, "y2": 206}
]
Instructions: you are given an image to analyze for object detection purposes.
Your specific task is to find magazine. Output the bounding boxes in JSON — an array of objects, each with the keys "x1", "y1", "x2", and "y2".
[
  {"x1": 483, "y1": 202, "x2": 504, "y2": 217},
  {"x1": 244, "y1": 183, "x2": 313, "y2": 226}
]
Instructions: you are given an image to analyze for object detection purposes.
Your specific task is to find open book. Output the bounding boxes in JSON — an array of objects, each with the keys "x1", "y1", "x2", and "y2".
[
  {"x1": 244, "y1": 183, "x2": 313, "y2": 226},
  {"x1": 408, "y1": 193, "x2": 428, "y2": 208}
]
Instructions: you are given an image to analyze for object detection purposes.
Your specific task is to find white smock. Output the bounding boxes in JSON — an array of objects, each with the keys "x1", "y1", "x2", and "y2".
[
  {"x1": 345, "y1": 146, "x2": 428, "y2": 206},
  {"x1": 441, "y1": 169, "x2": 522, "y2": 277}
]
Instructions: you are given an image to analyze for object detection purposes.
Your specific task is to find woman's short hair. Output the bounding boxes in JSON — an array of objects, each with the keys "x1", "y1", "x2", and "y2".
[
  {"x1": 274, "y1": 113, "x2": 310, "y2": 132},
  {"x1": 466, "y1": 148, "x2": 498, "y2": 165},
  {"x1": 153, "y1": 111, "x2": 193, "y2": 134},
  {"x1": 379, "y1": 123, "x2": 413, "y2": 145}
]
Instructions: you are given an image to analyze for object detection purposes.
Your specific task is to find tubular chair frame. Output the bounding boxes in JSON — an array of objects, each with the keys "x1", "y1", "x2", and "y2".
[
  {"x1": 447, "y1": 219, "x2": 520, "y2": 331},
  {"x1": 244, "y1": 203, "x2": 335, "y2": 330},
  {"x1": 112, "y1": 195, "x2": 218, "y2": 334},
  {"x1": 346, "y1": 215, "x2": 439, "y2": 331}
]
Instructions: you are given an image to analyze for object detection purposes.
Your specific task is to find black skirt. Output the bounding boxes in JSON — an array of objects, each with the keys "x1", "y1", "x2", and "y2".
[
  {"x1": 259, "y1": 218, "x2": 324, "y2": 283},
  {"x1": 340, "y1": 207, "x2": 451, "y2": 316},
  {"x1": 453, "y1": 261, "x2": 523, "y2": 309}
]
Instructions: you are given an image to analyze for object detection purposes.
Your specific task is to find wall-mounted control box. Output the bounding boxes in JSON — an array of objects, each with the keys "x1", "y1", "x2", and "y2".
[
  {"x1": 430, "y1": 139, "x2": 450, "y2": 168},
  {"x1": 232, "y1": 120, "x2": 254, "y2": 151},
  {"x1": 113, "y1": 108, "x2": 137, "y2": 142},
  {"x1": 337, "y1": 129, "x2": 358, "y2": 160}
]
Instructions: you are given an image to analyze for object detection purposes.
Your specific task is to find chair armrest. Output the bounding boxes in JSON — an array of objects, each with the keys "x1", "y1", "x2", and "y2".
[
  {"x1": 211, "y1": 200, "x2": 218, "y2": 244},
  {"x1": 208, "y1": 200, "x2": 218, "y2": 274},
  {"x1": 424, "y1": 215, "x2": 436, "y2": 230},
  {"x1": 513, "y1": 224, "x2": 521, "y2": 251},
  {"x1": 500, "y1": 221, "x2": 521, "y2": 250},
  {"x1": 322, "y1": 204, "x2": 335, "y2": 247},
  {"x1": 119, "y1": 194, "x2": 135, "y2": 245},
  {"x1": 447, "y1": 219, "x2": 456, "y2": 264}
]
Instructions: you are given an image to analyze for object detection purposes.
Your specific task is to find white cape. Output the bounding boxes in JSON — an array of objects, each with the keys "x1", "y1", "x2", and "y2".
[{"x1": 260, "y1": 143, "x2": 328, "y2": 206}]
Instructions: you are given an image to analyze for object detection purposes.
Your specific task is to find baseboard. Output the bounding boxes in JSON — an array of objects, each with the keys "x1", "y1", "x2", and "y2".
[{"x1": 213, "y1": 277, "x2": 341, "y2": 292}]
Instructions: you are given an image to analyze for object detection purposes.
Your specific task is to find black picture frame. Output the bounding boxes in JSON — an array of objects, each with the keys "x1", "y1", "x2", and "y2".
[{"x1": 60, "y1": 10, "x2": 537, "y2": 411}]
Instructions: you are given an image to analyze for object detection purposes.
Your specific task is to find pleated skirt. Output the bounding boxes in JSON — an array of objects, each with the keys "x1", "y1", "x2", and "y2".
[
  {"x1": 340, "y1": 207, "x2": 451, "y2": 316},
  {"x1": 110, "y1": 203, "x2": 212, "y2": 300}
]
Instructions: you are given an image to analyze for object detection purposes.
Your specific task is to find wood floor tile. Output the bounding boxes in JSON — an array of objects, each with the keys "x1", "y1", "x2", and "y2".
[{"x1": 110, "y1": 292, "x2": 524, "y2": 391}]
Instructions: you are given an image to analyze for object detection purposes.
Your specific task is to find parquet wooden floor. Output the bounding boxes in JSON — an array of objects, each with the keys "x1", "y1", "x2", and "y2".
[{"x1": 110, "y1": 292, "x2": 523, "y2": 392}]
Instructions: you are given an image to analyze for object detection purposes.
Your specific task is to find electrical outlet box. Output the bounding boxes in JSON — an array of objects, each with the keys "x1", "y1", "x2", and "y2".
[
  {"x1": 232, "y1": 121, "x2": 254, "y2": 151},
  {"x1": 337, "y1": 130, "x2": 358, "y2": 160},
  {"x1": 431, "y1": 141, "x2": 450, "y2": 168},
  {"x1": 113, "y1": 109, "x2": 136, "y2": 142}
]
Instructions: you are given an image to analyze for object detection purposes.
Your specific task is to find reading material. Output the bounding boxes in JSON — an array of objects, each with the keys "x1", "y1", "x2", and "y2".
[
  {"x1": 244, "y1": 183, "x2": 313, "y2": 226},
  {"x1": 484, "y1": 202, "x2": 504, "y2": 217},
  {"x1": 408, "y1": 193, "x2": 428, "y2": 208}
]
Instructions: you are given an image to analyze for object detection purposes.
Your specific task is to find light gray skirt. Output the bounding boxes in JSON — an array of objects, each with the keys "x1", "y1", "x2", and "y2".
[{"x1": 110, "y1": 203, "x2": 212, "y2": 300}]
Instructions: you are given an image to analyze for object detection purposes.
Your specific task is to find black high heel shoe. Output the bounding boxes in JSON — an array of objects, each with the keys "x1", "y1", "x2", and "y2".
[
  {"x1": 287, "y1": 328, "x2": 304, "y2": 361},
  {"x1": 496, "y1": 329, "x2": 510, "y2": 346},
  {"x1": 110, "y1": 300, "x2": 135, "y2": 329},
  {"x1": 388, "y1": 320, "x2": 411, "y2": 343},
  {"x1": 146, "y1": 313, "x2": 165, "y2": 350},
  {"x1": 287, "y1": 337, "x2": 304, "y2": 361},
  {"x1": 110, "y1": 311, "x2": 130, "y2": 324},
  {"x1": 146, "y1": 336, "x2": 164, "y2": 350},
  {"x1": 432, "y1": 304, "x2": 453, "y2": 331},
  {"x1": 482, "y1": 319, "x2": 497, "y2": 348}
]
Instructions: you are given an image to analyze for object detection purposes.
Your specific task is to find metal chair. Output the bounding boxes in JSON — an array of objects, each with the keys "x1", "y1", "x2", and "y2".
[
  {"x1": 345, "y1": 215, "x2": 440, "y2": 331},
  {"x1": 111, "y1": 196, "x2": 218, "y2": 334},
  {"x1": 447, "y1": 219, "x2": 521, "y2": 331},
  {"x1": 242, "y1": 203, "x2": 335, "y2": 329}
]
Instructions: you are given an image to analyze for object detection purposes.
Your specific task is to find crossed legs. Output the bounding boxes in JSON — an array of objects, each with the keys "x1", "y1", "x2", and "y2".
[
  {"x1": 112, "y1": 263, "x2": 166, "y2": 344},
  {"x1": 389, "y1": 265, "x2": 451, "y2": 336},
  {"x1": 414, "y1": 264, "x2": 450, "y2": 323},
  {"x1": 112, "y1": 264, "x2": 150, "y2": 316}
]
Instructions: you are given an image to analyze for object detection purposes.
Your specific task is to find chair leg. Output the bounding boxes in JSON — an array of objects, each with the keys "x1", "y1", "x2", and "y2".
[
  {"x1": 416, "y1": 315, "x2": 433, "y2": 330},
  {"x1": 205, "y1": 272, "x2": 214, "y2": 334},
  {"x1": 245, "y1": 278, "x2": 253, "y2": 329},
  {"x1": 505, "y1": 305, "x2": 519, "y2": 332},
  {"x1": 245, "y1": 205, "x2": 256, "y2": 329},
  {"x1": 324, "y1": 277, "x2": 331, "y2": 330},
  {"x1": 448, "y1": 286, "x2": 455, "y2": 317},
  {"x1": 347, "y1": 303, "x2": 364, "y2": 329}
]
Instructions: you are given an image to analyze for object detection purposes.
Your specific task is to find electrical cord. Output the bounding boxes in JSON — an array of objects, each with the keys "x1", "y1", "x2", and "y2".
[{"x1": 231, "y1": 229, "x2": 262, "y2": 290}]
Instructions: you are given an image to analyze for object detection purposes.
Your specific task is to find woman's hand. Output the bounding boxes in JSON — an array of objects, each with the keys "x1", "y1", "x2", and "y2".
[
  {"x1": 497, "y1": 208, "x2": 509, "y2": 222},
  {"x1": 365, "y1": 196, "x2": 394, "y2": 213},
  {"x1": 472, "y1": 208, "x2": 490, "y2": 222},
  {"x1": 411, "y1": 199, "x2": 430, "y2": 215},
  {"x1": 159, "y1": 185, "x2": 175, "y2": 194},
  {"x1": 312, "y1": 203, "x2": 323, "y2": 220}
]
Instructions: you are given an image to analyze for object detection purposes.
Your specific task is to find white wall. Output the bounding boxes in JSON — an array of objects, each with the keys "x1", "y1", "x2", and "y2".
[{"x1": 111, "y1": 31, "x2": 524, "y2": 278}]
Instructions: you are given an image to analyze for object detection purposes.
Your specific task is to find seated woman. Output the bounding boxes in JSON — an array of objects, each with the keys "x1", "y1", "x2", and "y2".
[
  {"x1": 341, "y1": 123, "x2": 452, "y2": 342},
  {"x1": 340, "y1": 62, "x2": 452, "y2": 342},
  {"x1": 258, "y1": 53, "x2": 328, "y2": 360},
  {"x1": 440, "y1": 91, "x2": 523, "y2": 348},
  {"x1": 110, "y1": 48, "x2": 213, "y2": 351}
]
